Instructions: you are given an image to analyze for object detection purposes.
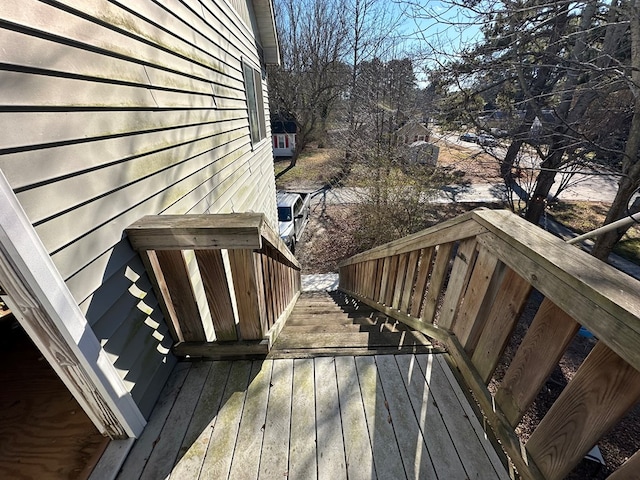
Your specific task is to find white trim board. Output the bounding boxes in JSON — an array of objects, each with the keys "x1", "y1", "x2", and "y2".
[{"x1": 0, "y1": 170, "x2": 145, "y2": 438}]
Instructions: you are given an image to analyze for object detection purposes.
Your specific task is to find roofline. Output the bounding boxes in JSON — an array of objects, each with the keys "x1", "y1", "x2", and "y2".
[{"x1": 252, "y1": 0, "x2": 280, "y2": 65}]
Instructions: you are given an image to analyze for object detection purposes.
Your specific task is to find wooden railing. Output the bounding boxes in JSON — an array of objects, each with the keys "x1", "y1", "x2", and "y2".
[
  {"x1": 339, "y1": 208, "x2": 640, "y2": 480},
  {"x1": 126, "y1": 213, "x2": 301, "y2": 357}
]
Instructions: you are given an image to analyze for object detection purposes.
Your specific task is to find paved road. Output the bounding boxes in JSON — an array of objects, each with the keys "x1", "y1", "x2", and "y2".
[
  {"x1": 435, "y1": 130, "x2": 620, "y2": 203},
  {"x1": 308, "y1": 178, "x2": 618, "y2": 207}
]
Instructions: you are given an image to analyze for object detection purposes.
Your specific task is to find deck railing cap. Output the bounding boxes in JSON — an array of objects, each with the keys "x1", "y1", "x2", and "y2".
[{"x1": 126, "y1": 213, "x2": 301, "y2": 269}]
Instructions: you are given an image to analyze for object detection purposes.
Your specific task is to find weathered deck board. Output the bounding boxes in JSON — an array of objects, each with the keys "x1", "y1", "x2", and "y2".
[
  {"x1": 335, "y1": 356, "x2": 376, "y2": 480},
  {"x1": 376, "y1": 354, "x2": 438, "y2": 479},
  {"x1": 315, "y1": 356, "x2": 347, "y2": 480},
  {"x1": 394, "y1": 354, "x2": 468, "y2": 478},
  {"x1": 198, "y1": 361, "x2": 251, "y2": 479},
  {"x1": 117, "y1": 353, "x2": 508, "y2": 480},
  {"x1": 171, "y1": 361, "x2": 231, "y2": 478},
  {"x1": 426, "y1": 355, "x2": 511, "y2": 479},
  {"x1": 228, "y1": 360, "x2": 272, "y2": 480},
  {"x1": 259, "y1": 359, "x2": 293, "y2": 478},
  {"x1": 139, "y1": 361, "x2": 211, "y2": 480},
  {"x1": 289, "y1": 358, "x2": 317, "y2": 480}
]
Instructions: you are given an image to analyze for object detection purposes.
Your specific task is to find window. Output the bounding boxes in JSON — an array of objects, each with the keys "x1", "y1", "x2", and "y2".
[
  {"x1": 243, "y1": 62, "x2": 266, "y2": 145},
  {"x1": 277, "y1": 135, "x2": 286, "y2": 149}
]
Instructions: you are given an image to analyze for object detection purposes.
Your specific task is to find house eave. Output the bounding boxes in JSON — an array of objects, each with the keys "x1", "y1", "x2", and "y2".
[{"x1": 252, "y1": 0, "x2": 280, "y2": 65}]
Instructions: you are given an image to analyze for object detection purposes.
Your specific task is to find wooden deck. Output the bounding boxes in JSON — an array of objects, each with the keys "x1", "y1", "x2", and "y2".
[
  {"x1": 117, "y1": 294, "x2": 509, "y2": 479},
  {"x1": 118, "y1": 294, "x2": 509, "y2": 480},
  {"x1": 117, "y1": 354, "x2": 508, "y2": 479}
]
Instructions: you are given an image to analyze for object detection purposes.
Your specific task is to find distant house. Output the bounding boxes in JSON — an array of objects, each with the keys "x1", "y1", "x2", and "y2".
[
  {"x1": 395, "y1": 122, "x2": 431, "y2": 145},
  {"x1": 272, "y1": 118, "x2": 297, "y2": 157},
  {"x1": 404, "y1": 141, "x2": 440, "y2": 166},
  {"x1": 0, "y1": 0, "x2": 280, "y2": 465}
]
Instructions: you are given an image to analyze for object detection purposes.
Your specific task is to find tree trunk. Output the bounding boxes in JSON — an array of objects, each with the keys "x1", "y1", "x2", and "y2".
[
  {"x1": 524, "y1": 147, "x2": 565, "y2": 223},
  {"x1": 590, "y1": 176, "x2": 640, "y2": 260},
  {"x1": 591, "y1": 0, "x2": 640, "y2": 260}
]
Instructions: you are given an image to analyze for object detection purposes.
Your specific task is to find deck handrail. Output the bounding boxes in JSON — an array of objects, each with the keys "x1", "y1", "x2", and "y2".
[
  {"x1": 126, "y1": 213, "x2": 301, "y2": 357},
  {"x1": 338, "y1": 207, "x2": 640, "y2": 480}
]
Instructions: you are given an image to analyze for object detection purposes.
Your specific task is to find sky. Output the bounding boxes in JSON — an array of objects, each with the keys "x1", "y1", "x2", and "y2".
[{"x1": 390, "y1": 1, "x2": 485, "y2": 84}]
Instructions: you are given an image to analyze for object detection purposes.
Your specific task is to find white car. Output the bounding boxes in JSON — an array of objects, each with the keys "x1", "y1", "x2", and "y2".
[
  {"x1": 477, "y1": 134, "x2": 497, "y2": 146},
  {"x1": 276, "y1": 191, "x2": 310, "y2": 253}
]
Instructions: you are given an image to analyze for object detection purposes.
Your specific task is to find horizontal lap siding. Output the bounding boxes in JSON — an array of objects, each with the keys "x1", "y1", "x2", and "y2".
[{"x1": 0, "y1": 0, "x2": 277, "y2": 417}]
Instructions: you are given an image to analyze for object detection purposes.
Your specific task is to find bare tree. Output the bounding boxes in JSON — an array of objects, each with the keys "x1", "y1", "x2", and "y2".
[
  {"x1": 268, "y1": 0, "x2": 350, "y2": 165},
  {"x1": 416, "y1": 0, "x2": 636, "y2": 248},
  {"x1": 592, "y1": 0, "x2": 640, "y2": 260}
]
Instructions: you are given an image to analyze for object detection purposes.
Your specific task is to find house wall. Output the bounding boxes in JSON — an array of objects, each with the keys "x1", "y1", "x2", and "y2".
[
  {"x1": 396, "y1": 124, "x2": 430, "y2": 144},
  {"x1": 0, "y1": 0, "x2": 277, "y2": 417},
  {"x1": 273, "y1": 134, "x2": 296, "y2": 157}
]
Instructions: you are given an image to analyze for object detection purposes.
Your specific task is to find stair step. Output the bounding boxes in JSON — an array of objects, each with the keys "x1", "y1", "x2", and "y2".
[
  {"x1": 274, "y1": 331, "x2": 430, "y2": 349},
  {"x1": 270, "y1": 290, "x2": 433, "y2": 357},
  {"x1": 283, "y1": 322, "x2": 408, "y2": 334}
]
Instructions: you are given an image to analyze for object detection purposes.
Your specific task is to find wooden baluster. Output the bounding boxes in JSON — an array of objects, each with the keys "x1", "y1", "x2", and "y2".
[
  {"x1": 451, "y1": 247, "x2": 501, "y2": 352},
  {"x1": 253, "y1": 250, "x2": 268, "y2": 331},
  {"x1": 271, "y1": 254, "x2": 280, "y2": 323},
  {"x1": 495, "y1": 298, "x2": 579, "y2": 427},
  {"x1": 436, "y1": 240, "x2": 476, "y2": 330},
  {"x1": 384, "y1": 255, "x2": 400, "y2": 307},
  {"x1": 410, "y1": 247, "x2": 433, "y2": 319},
  {"x1": 261, "y1": 253, "x2": 274, "y2": 329},
  {"x1": 155, "y1": 250, "x2": 206, "y2": 342},
  {"x1": 526, "y1": 342, "x2": 640, "y2": 480},
  {"x1": 373, "y1": 258, "x2": 383, "y2": 302},
  {"x1": 378, "y1": 257, "x2": 390, "y2": 304},
  {"x1": 471, "y1": 268, "x2": 532, "y2": 383},
  {"x1": 228, "y1": 249, "x2": 263, "y2": 340},
  {"x1": 399, "y1": 250, "x2": 420, "y2": 314},
  {"x1": 391, "y1": 253, "x2": 409, "y2": 309},
  {"x1": 421, "y1": 244, "x2": 452, "y2": 324},
  {"x1": 141, "y1": 250, "x2": 182, "y2": 342},
  {"x1": 194, "y1": 249, "x2": 237, "y2": 341},
  {"x1": 368, "y1": 260, "x2": 378, "y2": 300},
  {"x1": 279, "y1": 259, "x2": 286, "y2": 316}
]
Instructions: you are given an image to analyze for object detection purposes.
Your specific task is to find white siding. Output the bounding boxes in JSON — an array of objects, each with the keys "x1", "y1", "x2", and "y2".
[{"x1": 0, "y1": 0, "x2": 277, "y2": 417}]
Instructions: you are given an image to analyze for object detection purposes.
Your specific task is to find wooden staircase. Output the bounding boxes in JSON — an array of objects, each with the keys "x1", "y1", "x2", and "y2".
[{"x1": 269, "y1": 291, "x2": 434, "y2": 358}]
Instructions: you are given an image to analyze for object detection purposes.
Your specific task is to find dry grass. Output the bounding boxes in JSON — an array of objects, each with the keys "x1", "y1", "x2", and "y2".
[
  {"x1": 548, "y1": 201, "x2": 640, "y2": 264},
  {"x1": 433, "y1": 136, "x2": 503, "y2": 184},
  {"x1": 274, "y1": 146, "x2": 343, "y2": 190}
]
